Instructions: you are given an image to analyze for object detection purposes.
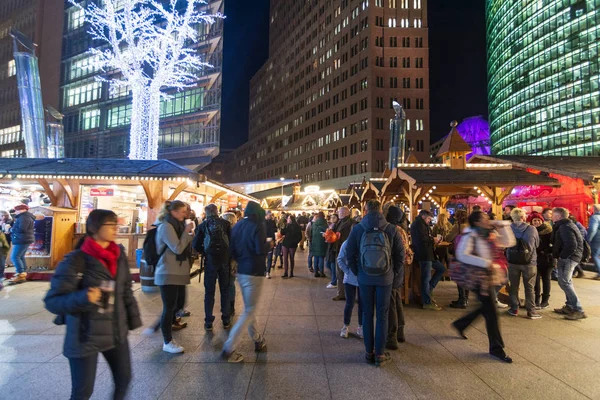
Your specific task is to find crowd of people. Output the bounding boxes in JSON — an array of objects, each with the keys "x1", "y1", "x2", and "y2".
[{"x1": 33, "y1": 197, "x2": 599, "y2": 398}]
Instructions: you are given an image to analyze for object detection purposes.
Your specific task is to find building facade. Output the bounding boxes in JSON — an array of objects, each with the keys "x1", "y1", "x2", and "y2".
[
  {"x1": 61, "y1": 0, "x2": 223, "y2": 169},
  {"x1": 0, "y1": 0, "x2": 64, "y2": 158},
  {"x1": 487, "y1": 0, "x2": 600, "y2": 156},
  {"x1": 226, "y1": 0, "x2": 430, "y2": 188}
]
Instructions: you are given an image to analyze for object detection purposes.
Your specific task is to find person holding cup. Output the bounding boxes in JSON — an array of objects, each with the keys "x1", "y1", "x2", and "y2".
[{"x1": 44, "y1": 209, "x2": 141, "y2": 400}]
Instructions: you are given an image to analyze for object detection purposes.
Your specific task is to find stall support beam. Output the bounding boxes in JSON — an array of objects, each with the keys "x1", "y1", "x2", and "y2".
[{"x1": 37, "y1": 178, "x2": 58, "y2": 206}]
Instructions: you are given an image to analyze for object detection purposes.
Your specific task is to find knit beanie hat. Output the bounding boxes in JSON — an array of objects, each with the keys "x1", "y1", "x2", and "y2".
[
  {"x1": 386, "y1": 205, "x2": 404, "y2": 224},
  {"x1": 527, "y1": 211, "x2": 544, "y2": 224}
]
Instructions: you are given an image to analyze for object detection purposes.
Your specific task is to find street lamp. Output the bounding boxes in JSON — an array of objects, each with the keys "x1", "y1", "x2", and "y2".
[{"x1": 280, "y1": 177, "x2": 285, "y2": 210}]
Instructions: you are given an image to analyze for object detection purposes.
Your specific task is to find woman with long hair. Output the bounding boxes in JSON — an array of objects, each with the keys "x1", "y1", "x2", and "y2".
[
  {"x1": 154, "y1": 200, "x2": 194, "y2": 353},
  {"x1": 447, "y1": 210, "x2": 470, "y2": 308},
  {"x1": 281, "y1": 214, "x2": 303, "y2": 278},
  {"x1": 44, "y1": 210, "x2": 141, "y2": 399},
  {"x1": 433, "y1": 212, "x2": 453, "y2": 271},
  {"x1": 528, "y1": 212, "x2": 553, "y2": 309},
  {"x1": 451, "y1": 211, "x2": 515, "y2": 363}
]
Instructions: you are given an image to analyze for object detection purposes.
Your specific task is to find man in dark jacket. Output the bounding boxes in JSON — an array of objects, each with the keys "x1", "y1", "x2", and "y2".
[
  {"x1": 297, "y1": 213, "x2": 309, "y2": 250},
  {"x1": 346, "y1": 200, "x2": 404, "y2": 367},
  {"x1": 332, "y1": 206, "x2": 356, "y2": 301},
  {"x1": 222, "y1": 201, "x2": 271, "y2": 362},
  {"x1": 385, "y1": 206, "x2": 407, "y2": 349},
  {"x1": 193, "y1": 204, "x2": 232, "y2": 330},
  {"x1": 265, "y1": 211, "x2": 278, "y2": 278},
  {"x1": 551, "y1": 207, "x2": 587, "y2": 320},
  {"x1": 410, "y1": 210, "x2": 445, "y2": 311},
  {"x1": 7, "y1": 204, "x2": 35, "y2": 284}
]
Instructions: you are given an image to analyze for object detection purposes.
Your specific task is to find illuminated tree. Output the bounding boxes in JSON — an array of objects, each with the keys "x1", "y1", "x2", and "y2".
[{"x1": 75, "y1": 0, "x2": 222, "y2": 159}]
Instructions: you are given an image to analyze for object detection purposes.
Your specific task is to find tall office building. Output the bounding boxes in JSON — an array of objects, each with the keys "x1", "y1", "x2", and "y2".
[
  {"x1": 61, "y1": 0, "x2": 224, "y2": 169},
  {"x1": 0, "y1": 0, "x2": 64, "y2": 158},
  {"x1": 487, "y1": 0, "x2": 600, "y2": 156},
  {"x1": 226, "y1": 0, "x2": 429, "y2": 187}
]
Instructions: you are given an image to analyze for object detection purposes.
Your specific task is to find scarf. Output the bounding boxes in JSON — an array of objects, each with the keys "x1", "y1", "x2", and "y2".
[
  {"x1": 81, "y1": 236, "x2": 120, "y2": 278},
  {"x1": 166, "y1": 214, "x2": 191, "y2": 263}
]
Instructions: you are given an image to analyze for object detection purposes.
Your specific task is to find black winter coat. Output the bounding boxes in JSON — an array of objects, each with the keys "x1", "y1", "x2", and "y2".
[
  {"x1": 12, "y1": 211, "x2": 35, "y2": 245},
  {"x1": 410, "y1": 216, "x2": 436, "y2": 262},
  {"x1": 44, "y1": 248, "x2": 142, "y2": 359},
  {"x1": 230, "y1": 216, "x2": 270, "y2": 276},
  {"x1": 265, "y1": 219, "x2": 278, "y2": 241},
  {"x1": 193, "y1": 216, "x2": 232, "y2": 264},
  {"x1": 535, "y1": 223, "x2": 554, "y2": 268},
  {"x1": 552, "y1": 219, "x2": 583, "y2": 263},
  {"x1": 282, "y1": 223, "x2": 303, "y2": 248}
]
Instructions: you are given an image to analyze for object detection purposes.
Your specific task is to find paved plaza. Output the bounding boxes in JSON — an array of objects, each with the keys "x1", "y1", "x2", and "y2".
[{"x1": 1, "y1": 249, "x2": 600, "y2": 400}]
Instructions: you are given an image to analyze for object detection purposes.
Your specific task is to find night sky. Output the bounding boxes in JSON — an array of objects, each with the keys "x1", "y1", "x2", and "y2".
[{"x1": 220, "y1": 0, "x2": 488, "y2": 149}]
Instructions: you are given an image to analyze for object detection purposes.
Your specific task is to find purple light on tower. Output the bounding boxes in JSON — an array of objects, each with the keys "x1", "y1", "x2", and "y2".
[{"x1": 456, "y1": 116, "x2": 491, "y2": 160}]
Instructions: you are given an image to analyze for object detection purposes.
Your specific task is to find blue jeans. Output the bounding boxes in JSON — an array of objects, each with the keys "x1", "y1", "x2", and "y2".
[
  {"x1": 11, "y1": 244, "x2": 29, "y2": 274},
  {"x1": 307, "y1": 250, "x2": 313, "y2": 270},
  {"x1": 223, "y1": 274, "x2": 264, "y2": 353},
  {"x1": 326, "y1": 260, "x2": 337, "y2": 285},
  {"x1": 204, "y1": 263, "x2": 231, "y2": 323},
  {"x1": 314, "y1": 256, "x2": 325, "y2": 274},
  {"x1": 344, "y1": 284, "x2": 362, "y2": 326},
  {"x1": 359, "y1": 283, "x2": 392, "y2": 356},
  {"x1": 229, "y1": 274, "x2": 236, "y2": 312},
  {"x1": 420, "y1": 260, "x2": 445, "y2": 305},
  {"x1": 556, "y1": 258, "x2": 583, "y2": 312},
  {"x1": 266, "y1": 250, "x2": 274, "y2": 274}
]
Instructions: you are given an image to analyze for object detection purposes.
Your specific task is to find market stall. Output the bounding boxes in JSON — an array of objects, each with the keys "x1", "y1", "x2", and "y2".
[{"x1": 0, "y1": 158, "x2": 256, "y2": 270}]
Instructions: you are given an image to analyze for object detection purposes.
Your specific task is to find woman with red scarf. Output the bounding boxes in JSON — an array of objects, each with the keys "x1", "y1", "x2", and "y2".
[{"x1": 45, "y1": 210, "x2": 141, "y2": 400}]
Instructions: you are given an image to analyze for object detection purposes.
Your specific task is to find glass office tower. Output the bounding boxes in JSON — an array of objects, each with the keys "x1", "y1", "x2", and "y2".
[{"x1": 487, "y1": 0, "x2": 600, "y2": 156}]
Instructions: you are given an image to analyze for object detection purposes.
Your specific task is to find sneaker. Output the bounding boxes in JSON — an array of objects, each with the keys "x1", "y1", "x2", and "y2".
[
  {"x1": 507, "y1": 309, "x2": 518, "y2": 317},
  {"x1": 496, "y1": 301, "x2": 509, "y2": 309},
  {"x1": 314, "y1": 272, "x2": 320, "y2": 278},
  {"x1": 7, "y1": 273, "x2": 27, "y2": 285},
  {"x1": 554, "y1": 305, "x2": 572, "y2": 315},
  {"x1": 204, "y1": 322, "x2": 213, "y2": 331},
  {"x1": 221, "y1": 349, "x2": 244, "y2": 363},
  {"x1": 254, "y1": 337, "x2": 267, "y2": 352},
  {"x1": 365, "y1": 352, "x2": 375, "y2": 364},
  {"x1": 176, "y1": 309, "x2": 191, "y2": 318},
  {"x1": 422, "y1": 303, "x2": 442, "y2": 311},
  {"x1": 340, "y1": 325, "x2": 349, "y2": 338},
  {"x1": 172, "y1": 321, "x2": 187, "y2": 331},
  {"x1": 527, "y1": 311, "x2": 542, "y2": 320},
  {"x1": 266, "y1": 273, "x2": 271, "y2": 279},
  {"x1": 357, "y1": 325, "x2": 364, "y2": 339},
  {"x1": 539, "y1": 301, "x2": 550, "y2": 309},
  {"x1": 163, "y1": 340, "x2": 184, "y2": 354},
  {"x1": 282, "y1": 273, "x2": 289, "y2": 279},
  {"x1": 309, "y1": 268, "x2": 314, "y2": 273},
  {"x1": 223, "y1": 320, "x2": 231, "y2": 329},
  {"x1": 332, "y1": 295, "x2": 346, "y2": 301},
  {"x1": 564, "y1": 311, "x2": 588, "y2": 320},
  {"x1": 490, "y1": 352, "x2": 512, "y2": 363},
  {"x1": 326, "y1": 283, "x2": 337, "y2": 289},
  {"x1": 385, "y1": 340, "x2": 399, "y2": 350},
  {"x1": 289, "y1": 273, "x2": 294, "y2": 278},
  {"x1": 449, "y1": 301, "x2": 467, "y2": 309},
  {"x1": 375, "y1": 352, "x2": 392, "y2": 367}
]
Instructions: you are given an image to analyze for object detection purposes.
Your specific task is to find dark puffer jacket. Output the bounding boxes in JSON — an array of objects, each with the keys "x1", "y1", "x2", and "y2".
[
  {"x1": 282, "y1": 222, "x2": 303, "y2": 249},
  {"x1": 535, "y1": 222, "x2": 554, "y2": 268},
  {"x1": 12, "y1": 211, "x2": 35, "y2": 245},
  {"x1": 44, "y1": 247, "x2": 142, "y2": 359},
  {"x1": 552, "y1": 219, "x2": 583, "y2": 263},
  {"x1": 230, "y1": 201, "x2": 270, "y2": 277},
  {"x1": 410, "y1": 216, "x2": 436, "y2": 262}
]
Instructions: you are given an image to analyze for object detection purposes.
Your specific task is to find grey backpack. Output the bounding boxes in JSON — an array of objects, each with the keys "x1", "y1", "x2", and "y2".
[{"x1": 359, "y1": 224, "x2": 393, "y2": 276}]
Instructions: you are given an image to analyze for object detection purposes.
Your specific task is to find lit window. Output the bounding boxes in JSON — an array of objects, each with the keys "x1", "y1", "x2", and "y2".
[{"x1": 7, "y1": 60, "x2": 15, "y2": 77}]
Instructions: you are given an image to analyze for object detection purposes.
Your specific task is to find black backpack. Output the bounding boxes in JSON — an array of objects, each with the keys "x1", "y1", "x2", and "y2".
[
  {"x1": 359, "y1": 224, "x2": 394, "y2": 276},
  {"x1": 203, "y1": 218, "x2": 229, "y2": 258},
  {"x1": 143, "y1": 227, "x2": 167, "y2": 267},
  {"x1": 506, "y1": 225, "x2": 534, "y2": 265}
]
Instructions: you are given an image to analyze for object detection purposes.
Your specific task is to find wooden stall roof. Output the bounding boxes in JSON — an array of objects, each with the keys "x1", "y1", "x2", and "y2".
[
  {"x1": 397, "y1": 167, "x2": 561, "y2": 187},
  {"x1": 0, "y1": 158, "x2": 200, "y2": 179},
  {"x1": 470, "y1": 155, "x2": 600, "y2": 182}
]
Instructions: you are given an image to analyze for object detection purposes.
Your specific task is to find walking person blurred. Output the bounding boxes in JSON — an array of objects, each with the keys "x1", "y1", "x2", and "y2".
[
  {"x1": 332, "y1": 207, "x2": 356, "y2": 301},
  {"x1": 552, "y1": 208, "x2": 587, "y2": 320},
  {"x1": 154, "y1": 200, "x2": 194, "y2": 353},
  {"x1": 528, "y1": 212, "x2": 554, "y2": 309},
  {"x1": 447, "y1": 210, "x2": 470, "y2": 308},
  {"x1": 586, "y1": 204, "x2": 600, "y2": 280},
  {"x1": 506, "y1": 208, "x2": 541, "y2": 319},
  {"x1": 385, "y1": 206, "x2": 410, "y2": 349},
  {"x1": 6, "y1": 204, "x2": 34, "y2": 285},
  {"x1": 221, "y1": 212, "x2": 238, "y2": 314},
  {"x1": 346, "y1": 200, "x2": 404, "y2": 367},
  {"x1": 44, "y1": 210, "x2": 141, "y2": 399},
  {"x1": 193, "y1": 204, "x2": 232, "y2": 331},
  {"x1": 222, "y1": 201, "x2": 270, "y2": 363},
  {"x1": 310, "y1": 212, "x2": 328, "y2": 278},
  {"x1": 281, "y1": 214, "x2": 303, "y2": 278},
  {"x1": 451, "y1": 211, "x2": 516, "y2": 363}
]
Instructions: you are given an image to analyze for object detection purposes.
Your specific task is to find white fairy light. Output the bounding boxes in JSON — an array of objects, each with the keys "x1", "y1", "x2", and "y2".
[{"x1": 74, "y1": 0, "x2": 223, "y2": 160}]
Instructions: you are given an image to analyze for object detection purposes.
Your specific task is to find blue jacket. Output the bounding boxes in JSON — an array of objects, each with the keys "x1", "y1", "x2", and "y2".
[
  {"x1": 346, "y1": 211, "x2": 405, "y2": 287},
  {"x1": 230, "y1": 216, "x2": 270, "y2": 276},
  {"x1": 337, "y1": 241, "x2": 358, "y2": 287},
  {"x1": 586, "y1": 213, "x2": 600, "y2": 247},
  {"x1": 12, "y1": 211, "x2": 35, "y2": 245}
]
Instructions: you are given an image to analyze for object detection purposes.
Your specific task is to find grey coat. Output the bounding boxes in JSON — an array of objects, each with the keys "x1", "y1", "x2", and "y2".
[
  {"x1": 154, "y1": 220, "x2": 193, "y2": 286},
  {"x1": 510, "y1": 222, "x2": 540, "y2": 266}
]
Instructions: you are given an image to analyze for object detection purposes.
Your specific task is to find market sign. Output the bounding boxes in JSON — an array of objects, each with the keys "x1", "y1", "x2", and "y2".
[
  {"x1": 90, "y1": 188, "x2": 114, "y2": 197},
  {"x1": 228, "y1": 194, "x2": 238, "y2": 208}
]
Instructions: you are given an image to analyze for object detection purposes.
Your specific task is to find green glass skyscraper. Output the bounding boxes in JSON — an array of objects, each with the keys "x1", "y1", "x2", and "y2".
[{"x1": 487, "y1": 0, "x2": 600, "y2": 156}]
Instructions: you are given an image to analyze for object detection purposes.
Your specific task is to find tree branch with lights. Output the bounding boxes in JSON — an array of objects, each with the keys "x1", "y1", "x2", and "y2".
[{"x1": 73, "y1": 0, "x2": 223, "y2": 160}]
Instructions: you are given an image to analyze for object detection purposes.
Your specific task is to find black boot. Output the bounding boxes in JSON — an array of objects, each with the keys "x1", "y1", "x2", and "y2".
[{"x1": 397, "y1": 327, "x2": 406, "y2": 343}]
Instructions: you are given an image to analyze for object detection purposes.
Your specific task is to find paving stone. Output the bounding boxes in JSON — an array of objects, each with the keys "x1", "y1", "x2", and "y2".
[
  {"x1": 264, "y1": 315, "x2": 319, "y2": 336},
  {"x1": 246, "y1": 363, "x2": 330, "y2": 400},
  {"x1": 257, "y1": 334, "x2": 324, "y2": 363},
  {"x1": 0, "y1": 334, "x2": 64, "y2": 362}
]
